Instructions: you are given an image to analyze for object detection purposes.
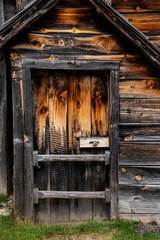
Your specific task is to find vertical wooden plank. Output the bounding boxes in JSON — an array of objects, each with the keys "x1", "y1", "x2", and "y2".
[
  {"x1": 22, "y1": 68, "x2": 34, "y2": 219},
  {"x1": 32, "y1": 69, "x2": 50, "y2": 222},
  {"x1": 34, "y1": 163, "x2": 51, "y2": 223},
  {"x1": 49, "y1": 70, "x2": 69, "y2": 222},
  {"x1": 0, "y1": 0, "x2": 4, "y2": 26},
  {"x1": 32, "y1": 70, "x2": 49, "y2": 154},
  {"x1": 68, "y1": 72, "x2": 92, "y2": 221},
  {"x1": 110, "y1": 70, "x2": 119, "y2": 219},
  {"x1": 68, "y1": 72, "x2": 91, "y2": 154},
  {"x1": 12, "y1": 79, "x2": 24, "y2": 211},
  {"x1": 0, "y1": 58, "x2": 7, "y2": 194},
  {"x1": 91, "y1": 72, "x2": 110, "y2": 220},
  {"x1": 49, "y1": 70, "x2": 68, "y2": 155},
  {"x1": 91, "y1": 72, "x2": 109, "y2": 136}
]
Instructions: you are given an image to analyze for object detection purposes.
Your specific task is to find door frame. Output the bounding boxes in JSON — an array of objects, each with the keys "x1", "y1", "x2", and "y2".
[{"x1": 13, "y1": 59, "x2": 120, "y2": 219}]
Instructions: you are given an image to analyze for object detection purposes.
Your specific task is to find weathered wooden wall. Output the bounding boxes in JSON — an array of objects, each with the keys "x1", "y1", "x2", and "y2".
[{"x1": 10, "y1": 0, "x2": 160, "y2": 222}]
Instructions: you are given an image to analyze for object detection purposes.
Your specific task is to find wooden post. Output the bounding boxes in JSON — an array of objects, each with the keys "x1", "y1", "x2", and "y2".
[
  {"x1": 0, "y1": 58, "x2": 7, "y2": 194},
  {"x1": 110, "y1": 70, "x2": 119, "y2": 219},
  {"x1": 12, "y1": 79, "x2": 24, "y2": 211},
  {"x1": 0, "y1": 0, "x2": 4, "y2": 26},
  {"x1": 22, "y1": 68, "x2": 34, "y2": 219}
]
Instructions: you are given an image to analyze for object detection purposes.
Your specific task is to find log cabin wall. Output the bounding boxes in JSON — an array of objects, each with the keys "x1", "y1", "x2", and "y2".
[{"x1": 10, "y1": 0, "x2": 160, "y2": 222}]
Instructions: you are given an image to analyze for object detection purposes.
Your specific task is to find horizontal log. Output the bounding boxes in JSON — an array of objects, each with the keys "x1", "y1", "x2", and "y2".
[
  {"x1": 123, "y1": 13, "x2": 160, "y2": 34},
  {"x1": 38, "y1": 153, "x2": 110, "y2": 164},
  {"x1": 22, "y1": 59, "x2": 120, "y2": 70},
  {"x1": 36, "y1": 190, "x2": 109, "y2": 200},
  {"x1": 119, "y1": 143, "x2": 160, "y2": 166},
  {"x1": 119, "y1": 185, "x2": 160, "y2": 214},
  {"x1": 12, "y1": 33, "x2": 135, "y2": 55},
  {"x1": 119, "y1": 166, "x2": 160, "y2": 186},
  {"x1": 119, "y1": 124, "x2": 160, "y2": 142},
  {"x1": 112, "y1": 0, "x2": 160, "y2": 13},
  {"x1": 119, "y1": 79, "x2": 160, "y2": 99},
  {"x1": 11, "y1": 51, "x2": 160, "y2": 80},
  {"x1": 120, "y1": 98, "x2": 160, "y2": 123}
]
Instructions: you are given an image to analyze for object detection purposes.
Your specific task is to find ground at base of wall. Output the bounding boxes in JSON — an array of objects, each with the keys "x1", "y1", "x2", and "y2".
[{"x1": 0, "y1": 215, "x2": 160, "y2": 240}]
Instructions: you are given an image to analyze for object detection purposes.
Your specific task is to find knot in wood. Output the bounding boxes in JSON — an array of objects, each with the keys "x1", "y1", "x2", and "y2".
[{"x1": 40, "y1": 106, "x2": 48, "y2": 114}]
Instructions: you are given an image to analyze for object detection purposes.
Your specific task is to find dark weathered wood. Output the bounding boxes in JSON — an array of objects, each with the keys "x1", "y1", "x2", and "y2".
[
  {"x1": 4, "y1": 0, "x2": 16, "y2": 22},
  {"x1": 22, "y1": 59, "x2": 120, "y2": 70},
  {"x1": 89, "y1": 0, "x2": 160, "y2": 69},
  {"x1": 119, "y1": 143, "x2": 160, "y2": 166},
  {"x1": 33, "y1": 151, "x2": 38, "y2": 167},
  {"x1": 120, "y1": 98, "x2": 160, "y2": 123},
  {"x1": 0, "y1": 0, "x2": 60, "y2": 49},
  {"x1": 120, "y1": 124, "x2": 160, "y2": 142},
  {"x1": 22, "y1": 68, "x2": 34, "y2": 219},
  {"x1": 37, "y1": 190, "x2": 108, "y2": 199},
  {"x1": 16, "y1": 0, "x2": 27, "y2": 12},
  {"x1": 38, "y1": 154, "x2": 110, "y2": 164},
  {"x1": 110, "y1": 70, "x2": 119, "y2": 219},
  {"x1": 119, "y1": 186, "x2": 160, "y2": 214},
  {"x1": 0, "y1": 0, "x2": 4, "y2": 26},
  {"x1": 0, "y1": 58, "x2": 7, "y2": 194},
  {"x1": 119, "y1": 166, "x2": 160, "y2": 186},
  {"x1": 12, "y1": 80, "x2": 24, "y2": 211}
]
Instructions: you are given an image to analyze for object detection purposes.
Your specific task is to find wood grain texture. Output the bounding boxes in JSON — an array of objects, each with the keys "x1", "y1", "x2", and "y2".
[
  {"x1": 68, "y1": 72, "x2": 91, "y2": 154},
  {"x1": 120, "y1": 79, "x2": 160, "y2": 99},
  {"x1": 119, "y1": 186, "x2": 160, "y2": 214},
  {"x1": 22, "y1": 68, "x2": 34, "y2": 219},
  {"x1": 119, "y1": 144, "x2": 160, "y2": 166},
  {"x1": 91, "y1": 73, "x2": 109, "y2": 136},
  {"x1": 32, "y1": 70, "x2": 49, "y2": 154},
  {"x1": 112, "y1": 0, "x2": 160, "y2": 13},
  {"x1": 119, "y1": 124, "x2": 160, "y2": 142},
  {"x1": 0, "y1": 0, "x2": 4, "y2": 26},
  {"x1": 120, "y1": 98, "x2": 160, "y2": 123},
  {"x1": 48, "y1": 71, "x2": 68, "y2": 154},
  {"x1": 12, "y1": 80, "x2": 24, "y2": 211},
  {"x1": 119, "y1": 166, "x2": 160, "y2": 186}
]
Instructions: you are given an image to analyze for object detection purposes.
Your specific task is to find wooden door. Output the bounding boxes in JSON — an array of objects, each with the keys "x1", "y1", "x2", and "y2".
[{"x1": 32, "y1": 69, "x2": 110, "y2": 222}]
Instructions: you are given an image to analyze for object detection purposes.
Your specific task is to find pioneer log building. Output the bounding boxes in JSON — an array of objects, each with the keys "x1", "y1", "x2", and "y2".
[{"x1": 0, "y1": 0, "x2": 160, "y2": 223}]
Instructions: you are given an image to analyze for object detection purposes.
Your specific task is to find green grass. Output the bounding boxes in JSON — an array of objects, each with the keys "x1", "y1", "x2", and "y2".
[
  {"x1": 0, "y1": 216, "x2": 159, "y2": 240},
  {"x1": 0, "y1": 194, "x2": 8, "y2": 203}
]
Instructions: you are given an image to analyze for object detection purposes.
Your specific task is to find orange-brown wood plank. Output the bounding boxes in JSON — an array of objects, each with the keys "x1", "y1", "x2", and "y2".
[
  {"x1": 32, "y1": 70, "x2": 49, "y2": 154},
  {"x1": 123, "y1": 13, "x2": 160, "y2": 34},
  {"x1": 112, "y1": 0, "x2": 160, "y2": 13},
  {"x1": 91, "y1": 72, "x2": 109, "y2": 136},
  {"x1": 68, "y1": 72, "x2": 91, "y2": 154},
  {"x1": 48, "y1": 70, "x2": 68, "y2": 154}
]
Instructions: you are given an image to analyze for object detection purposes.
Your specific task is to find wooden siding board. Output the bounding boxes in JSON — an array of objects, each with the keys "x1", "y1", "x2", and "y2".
[
  {"x1": 120, "y1": 98, "x2": 160, "y2": 123},
  {"x1": 119, "y1": 186, "x2": 160, "y2": 214},
  {"x1": 119, "y1": 166, "x2": 160, "y2": 186},
  {"x1": 119, "y1": 143, "x2": 160, "y2": 166},
  {"x1": 112, "y1": 0, "x2": 160, "y2": 13}
]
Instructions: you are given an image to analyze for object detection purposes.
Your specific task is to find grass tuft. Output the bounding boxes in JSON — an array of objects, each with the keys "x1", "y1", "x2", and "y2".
[
  {"x1": 0, "y1": 216, "x2": 160, "y2": 240},
  {"x1": 0, "y1": 194, "x2": 8, "y2": 203}
]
